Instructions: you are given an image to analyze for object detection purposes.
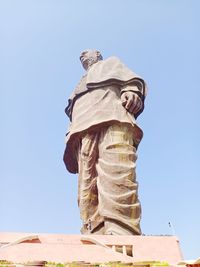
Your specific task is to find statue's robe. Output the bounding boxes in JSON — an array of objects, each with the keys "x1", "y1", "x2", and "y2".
[
  {"x1": 64, "y1": 56, "x2": 147, "y2": 173},
  {"x1": 63, "y1": 56, "x2": 147, "y2": 235}
]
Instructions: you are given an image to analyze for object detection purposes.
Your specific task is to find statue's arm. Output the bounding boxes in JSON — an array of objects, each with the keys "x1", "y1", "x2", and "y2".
[
  {"x1": 65, "y1": 75, "x2": 87, "y2": 121},
  {"x1": 120, "y1": 80, "x2": 146, "y2": 118},
  {"x1": 121, "y1": 79, "x2": 146, "y2": 99}
]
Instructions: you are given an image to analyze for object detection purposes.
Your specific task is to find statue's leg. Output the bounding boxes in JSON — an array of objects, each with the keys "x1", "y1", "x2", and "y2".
[
  {"x1": 97, "y1": 123, "x2": 142, "y2": 235},
  {"x1": 77, "y1": 131, "x2": 104, "y2": 234}
]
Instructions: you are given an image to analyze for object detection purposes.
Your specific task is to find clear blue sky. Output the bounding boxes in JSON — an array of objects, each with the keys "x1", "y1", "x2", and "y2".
[{"x1": 1, "y1": 0, "x2": 199, "y2": 260}]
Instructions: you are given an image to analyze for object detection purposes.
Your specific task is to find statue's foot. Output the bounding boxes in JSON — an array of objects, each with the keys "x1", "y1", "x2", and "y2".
[
  {"x1": 104, "y1": 219, "x2": 140, "y2": 235},
  {"x1": 81, "y1": 221, "x2": 105, "y2": 235}
]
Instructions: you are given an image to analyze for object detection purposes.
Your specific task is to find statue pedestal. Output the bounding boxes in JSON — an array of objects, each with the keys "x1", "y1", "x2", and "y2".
[{"x1": 0, "y1": 233, "x2": 183, "y2": 265}]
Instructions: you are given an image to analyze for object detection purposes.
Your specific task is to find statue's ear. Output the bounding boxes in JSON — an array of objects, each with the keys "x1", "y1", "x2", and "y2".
[{"x1": 97, "y1": 51, "x2": 103, "y2": 60}]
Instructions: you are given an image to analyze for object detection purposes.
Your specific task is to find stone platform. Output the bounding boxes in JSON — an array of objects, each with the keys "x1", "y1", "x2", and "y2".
[{"x1": 0, "y1": 233, "x2": 183, "y2": 265}]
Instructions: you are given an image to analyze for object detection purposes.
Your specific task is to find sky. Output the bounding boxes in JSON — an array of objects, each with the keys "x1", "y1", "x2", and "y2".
[{"x1": 1, "y1": 0, "x2": 200, "y2": 260}]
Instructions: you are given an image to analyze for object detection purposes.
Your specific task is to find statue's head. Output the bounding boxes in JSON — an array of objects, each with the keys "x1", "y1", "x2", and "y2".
[{"x1": 80, "y1": 49, "x2": 103, "y2": 70}]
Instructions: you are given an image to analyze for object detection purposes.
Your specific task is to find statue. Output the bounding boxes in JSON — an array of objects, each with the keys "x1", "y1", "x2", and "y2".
[{"x1": 63, "y1": 50, "x2": 147, "y2": 235}]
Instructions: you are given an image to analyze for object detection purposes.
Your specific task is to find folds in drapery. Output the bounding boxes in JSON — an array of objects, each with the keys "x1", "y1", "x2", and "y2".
[
  {"x1": 63, "y1": 86, "x2": 143, "y2": 174},
  {"x1": 65, "y1": 56, "x2": 147, "y2": 121},
  {"x1": 77, "y1": 123, "x2": 141, "y2": 235}
]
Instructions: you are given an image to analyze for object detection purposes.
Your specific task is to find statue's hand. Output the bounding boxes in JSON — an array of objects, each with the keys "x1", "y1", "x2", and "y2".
[{"x1": 121, "y1": 91, "x2": 143, "y2": 115}]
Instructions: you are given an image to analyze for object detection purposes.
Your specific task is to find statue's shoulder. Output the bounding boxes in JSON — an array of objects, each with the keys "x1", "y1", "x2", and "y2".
[
  {"x1": 67, "y1": 74, "x2": 87, "y2": 100},
  {"x1": 95, "y1": 56, "x2": 124, "y2": 72},
  {"x1": 107, "y1": 56, "x2": 120, "y2": 60},
  {"x1": 74, "y1": 74, "x2": 87, "y2": 95},
  {"x1": 102, "y1": 56, "x2": 127, "y2": 70},
  {"x1": 104, "y1": 56, "x2": 122, "y2": 64}
]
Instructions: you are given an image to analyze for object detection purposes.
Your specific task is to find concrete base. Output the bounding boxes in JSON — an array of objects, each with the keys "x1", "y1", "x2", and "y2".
[{"x1": 0, "y1": 233, "x2": 183, "y2": 265}]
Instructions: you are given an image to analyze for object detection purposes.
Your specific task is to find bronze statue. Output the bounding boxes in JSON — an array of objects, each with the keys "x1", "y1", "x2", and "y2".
[{"x1": 63, "y1": 50, "x2": 147, "y2": 235}]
